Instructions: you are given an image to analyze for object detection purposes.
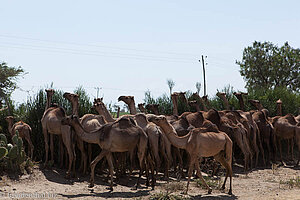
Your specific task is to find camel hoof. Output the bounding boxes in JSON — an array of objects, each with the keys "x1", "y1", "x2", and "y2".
[
  {"x1": 228, "y1": 190, "x2": 232, "y2": 195},
  {"x1": 65, "y1": 173, "x2": 71, "y2": 179},
  {"x1": 208, "y1": 188, "x2": 212, "y2": 194},
  {"x1": 88, "y1": 183, "x2": 94, "y2": 188}
]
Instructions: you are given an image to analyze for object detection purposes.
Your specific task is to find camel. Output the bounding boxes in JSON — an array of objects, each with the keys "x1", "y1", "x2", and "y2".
[
  {"x1": 5, "y1": 116, "x2": 34, "y2": 159},
  {"x1": 188, "y1": 100, "x2": 200, "y2": 112},
  {"x1": 93, "y1": 101, "x2": 115, "y2": 123},
  {"x1": 63, "y1": 92, "x2": 107, "y2": 174},
  {"x1": 233, "y1": 92, "x2": 248, "y2": 111},
  {"x1": 138, "y1": 103, "x2": 147, "y2": 113},
  {"x1": 249, "y1": 99, "x2": 264, "y2": 111},
  {"x1": 147, "y1": 114, "x2": 233, "y2": 195},
  {"x1": 145, "y1": 104, "x2": 160, "y2": 115},
  {"x1": 61, "y1": 115, "x2": 155, "y2": 190},
  {"x1": 204, "y1": 109, "x2": 252, "y2": 170},
  {"x1": 272, "y1": 114, "x2": 300, "y2": 163},
  {"x1": 276, "y1": 99, "x2": 283, "y2": 116},
  {"x1": 118, "y1": 96, "x2": 137, "y2": 114},
  {"x1": 251, "y1": 110, "x2": 275, "y2": 164},
  {"x1": 191, "y1": 92, "x2": 208, "y2": 111},
  {"x1": 216, "y1": 92, "x2": 230, "y2": 110},
  {"x1": 118, "y1": 96, "x2": 170, "y2": 177},
  {"x1": 171, "y1": 92, "x2": 179, "y2": 116},
  {"x1": 41, "y1": 101, "x2": 75, "y2": 177}
]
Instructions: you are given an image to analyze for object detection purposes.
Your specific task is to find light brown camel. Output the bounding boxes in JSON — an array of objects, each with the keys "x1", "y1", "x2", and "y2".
[
  {"x1": 147, "y1": 114, "x2": 233, "y2": 195},
  {"x1": 191, "y1": 92, "x2": 208, "y2": 111},
  {"x1": 233, "y1": 92, "x2": 248, "y2": 111},
  {"x1": 145, "y1": 104, "x2": 160, "y2": 115},
  {"x1": 118, "y1": 96, "x2": 137, "y2": 115},
  {"x1": 63, "y1": 92, "x2": 107, "y2": 174},
  {"x1": 272, "y1": 114, "x2": 300, "y2": 163},
  {"x1": 41, "y1": 103, "x2": 75, "y2": 177},
  {"x1": 93, "y1": 101, "x2": 115, "y2": 123},
  {"x1": 138, "y1": 103, "x2": 147, "y2": 113},
  {"x1": 61, "y1": 115, "x2": 155, "y2": 190},
  {"x1": 5, "y1": 116, "x2": 34, "y2": 159},
  {"x1": 216, "y1": 92, "x2": 230, "y2": 110}
]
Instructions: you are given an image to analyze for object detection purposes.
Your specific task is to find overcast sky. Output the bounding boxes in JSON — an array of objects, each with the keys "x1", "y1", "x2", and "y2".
[{"x1": 1, "y1": 0, "x2": 299, "y2": 107}]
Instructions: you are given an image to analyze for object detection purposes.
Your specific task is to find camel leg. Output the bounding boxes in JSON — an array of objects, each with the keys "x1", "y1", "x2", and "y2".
[
  {"x1": 58, "y1": 135, "x2": 64, "y2": 168},
  {"x1": 291, "y1": 138, "x2": 294, "y2": 161},
  {"x1": 257, "y1": 129, "x2": 266, "y2": 166},
  {"x1": 214, "y1": 153, "x2": 233, "y2": 195},
  {"x1": 88, "y1": 143, "x2": 92, "y2": 168},
  {"x1": 89, "y1": 149, "x2": 109, "y2": 188},
  {"x1": 43, "y1": 127, "x2": 49, "y2": 165},
  {"x1": 77, "y1": 138, "x2": 87, "y2": 174},
  {"x1": 278, "y1": 138, "x2": 283, "y2": 164},
  {"x1": 24, "y1": 135, "x2": 34, "y2": 160},
  {"x1": 159, "y1": 140, "x2": 169, "y2": 180},
  {"x1": 61, "y1": 131, "x2": 74, "y2": 178},
  {"x1": 195, "y1": 158, "x2": 213, "y2": 194},
  {"x1": 185, "y1": 155, "x2": 199, "y2": 194},
  {"x1": 106, "y1": 152, "x2": 114, "y2": 191},
  {"x1": 50, "y1": 133, "x2": 54, "y2": 163}
]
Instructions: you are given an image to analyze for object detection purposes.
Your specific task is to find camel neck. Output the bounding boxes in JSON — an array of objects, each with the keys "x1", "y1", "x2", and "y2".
[
  {"x1": 159, "y1": 122, "x2": 188, "y2": 149},
  {"x1": 45, "y1": 95, "x2": 52, "y2": 110},
  {"x1": 7, "y1": 121, "x2": 13, "y2": 134},
  {"x1": 128, "y1": 102, "x2": 137, "y2": 115},
  {"x1": 171, "y1": 97, "x2": 178, "y2": 116},
  {"x1": 237, "y1": 97, "x2": 245, "y2": 111},
  {"x1": 195, "y1": 94, "x2": 208, "y2": 111},
  {"x1": 71, "y1": 121, "x2": 99, "y2": 144},
  {"x1": 220, "y1": 96, "x2": 230, "y2": 110},
  {"x1": 96, "y1": 105, "x2": 115, "y2": 122},
  {"x1": 71, "y1": 101, "x2": 79, "y2": 116}
]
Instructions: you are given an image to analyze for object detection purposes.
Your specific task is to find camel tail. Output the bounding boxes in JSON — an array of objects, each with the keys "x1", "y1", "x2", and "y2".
[{"x1": 224, "y1": 134, "x2": 233, "y2": 164}]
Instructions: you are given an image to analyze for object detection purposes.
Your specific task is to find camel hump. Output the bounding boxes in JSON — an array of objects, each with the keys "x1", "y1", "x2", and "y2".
[
  {"x1": 99, "y1": 123, "x2": 113, "y2": 141},
  {"x1": 115, "y1": 117, "x2": 136, "y2": 129}
]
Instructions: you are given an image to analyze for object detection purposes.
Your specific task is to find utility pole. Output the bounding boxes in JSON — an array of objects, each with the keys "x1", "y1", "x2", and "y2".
[{"x1": 200, "y1": 55, "x2": 207, "y2": 96}]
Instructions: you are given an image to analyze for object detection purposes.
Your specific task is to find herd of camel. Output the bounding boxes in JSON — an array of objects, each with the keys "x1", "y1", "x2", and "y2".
[{"x1": 4, "y1": 89, "x2": 300, "y2": 195}]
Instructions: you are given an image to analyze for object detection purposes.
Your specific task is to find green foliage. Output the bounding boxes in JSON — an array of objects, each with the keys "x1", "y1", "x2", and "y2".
[
  {"x1": 237, "y1": 41, "x2": 300, "y2": 92},
  {"x1": 0, "y1": 147, "x2": 8, "y2": 159},
  {"x1": 195, "y1": 176, "x2": 220, "y2": 189}
]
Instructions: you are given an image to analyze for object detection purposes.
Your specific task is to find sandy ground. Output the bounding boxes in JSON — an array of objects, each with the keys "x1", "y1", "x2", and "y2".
[{"x1": 0, "y1": 164, "x2": 299, "y2": 200}]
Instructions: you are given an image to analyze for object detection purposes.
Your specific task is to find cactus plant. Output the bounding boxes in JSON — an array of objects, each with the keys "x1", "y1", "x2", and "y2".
[
  {"x1": 8, "y1": 146, "x2": 18, "y2": 160},
  {"x1": 0, "y1": 134, "x2": 7, "y2": 145},
  {"x1": 0, "y1": 147, "x2": 8, "y2": 159}
]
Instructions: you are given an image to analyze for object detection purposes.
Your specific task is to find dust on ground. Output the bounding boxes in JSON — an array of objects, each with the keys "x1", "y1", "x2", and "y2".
[{"x1": 0, "y1": 164, "x2": 299, "y2": 200}]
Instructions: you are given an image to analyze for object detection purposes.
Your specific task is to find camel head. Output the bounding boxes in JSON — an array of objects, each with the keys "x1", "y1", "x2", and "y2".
[
  {"x1": 93, "y1": 98, "x2": 103, "y2": 104},
  {"x1": 45, "y1": 89, "x2": 55, "y2": 96},
  {"x1": 63, "y1": 92, "x2": 79, "y2": 103},
  {"x1": 5, "y1": 116, "x2": 14, "y2": 123},
  {"x1": 118, "y1": 95, "x2": 135, "y2": 104},
  {"x1": 147, "y1": 114, "x2": 167, "y2": 126},
  {"x1": 188, "y1": 100, "x2": 198, "y2": 107},
  {"x1": 145, "y1": 104, "x2": 159, "y2": 114},
  {"x1": 61, "y1": 115, "x2": 80, "y2": 126}
]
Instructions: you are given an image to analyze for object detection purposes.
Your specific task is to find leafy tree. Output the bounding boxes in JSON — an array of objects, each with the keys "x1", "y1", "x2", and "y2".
[
  {"x1": 0, "y1": 62, "x2": 26, "y2": 114},
  {"x1": 237, "y1": 41, "x2": 300, "y2": 92}
]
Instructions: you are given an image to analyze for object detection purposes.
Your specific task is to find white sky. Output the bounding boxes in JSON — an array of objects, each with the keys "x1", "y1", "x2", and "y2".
[{"x1": 1, "y1": 0, "x2": 299, "y2": 107}]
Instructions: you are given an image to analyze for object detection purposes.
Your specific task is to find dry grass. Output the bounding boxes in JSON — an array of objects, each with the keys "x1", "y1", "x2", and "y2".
[
  {"x1": 150, "y1": 192, "x2": 191, "y2": 200},
  {"x1": 194, "y1": 175, "x2": 221, "y2": 189},
  {"x1": 279, "y1": 176, "x2": 300, "y2": 189}
]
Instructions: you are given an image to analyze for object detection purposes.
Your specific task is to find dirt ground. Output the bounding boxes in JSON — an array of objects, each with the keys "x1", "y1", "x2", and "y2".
[{"x1": 0, "y1": 164, "x2": 299, "y2": 200}]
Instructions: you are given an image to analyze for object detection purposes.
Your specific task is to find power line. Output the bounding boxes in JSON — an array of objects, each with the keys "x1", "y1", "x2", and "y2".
[
  {"x1": 0, "y1": 34, "x2": 199, "y2": 57},
  {"x1": 0, "y1": 44, "x2": 196, "y2": 63}
]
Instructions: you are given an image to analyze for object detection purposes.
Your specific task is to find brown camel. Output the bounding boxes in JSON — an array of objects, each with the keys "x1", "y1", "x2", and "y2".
[
  {"x1": 171, "y1": 92, "x2": 179, "y2": 116},
  {"x1": 251, "y1": 110, "x2": 275, "y2": 164},
  {"x1": 272, "y1": 114, "x2": 300, "y2": 163},
  {"x1": 233, "y1": 92, "x2": 248, "y2": 111},
  {"x1": 191, "y1": 92, "x2": 208, "y2": 111},
  {"x1": 41, "y1": 102, "x2": 75, "y2": 177},
  {"x1": 63, "y1": 92, "x2": 107, "y2": 174},
  {"x1": 204, "y1": 109, "x2": 252, "y2": 170},
  {"x1": 93, "y1": 101, "x2": 115, "y2": 123},
  {"x1": 147, "y1": 114, "x2": 233, "y2": 195},
  {"x1": 118, "y1": 96, "x2": 137, "y2": 114},
  {"x1": 249, "y1": 99, "x2": 264, "y2": 111},
  {"x1": 61, "y1": 115, "x2": 154, "y2": 190},
  {"x1": 217, "y1": 92, "x2": 230, "y2": 110},
  {"x1": 138, "y1": 103, "x2": 147, "y2": 113},
  {"x1": 5, "y1": 116, "x2": 34, "y2": 159},
  {"x1": 188, "y1": 100, "x2": 200, "y2": 112},
  {"x1": 276, "y1": 99, "x2": 283, "y2": 116},
  {"x1": 145, "y1": 104, "x2": 160, "y2": 115}
]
